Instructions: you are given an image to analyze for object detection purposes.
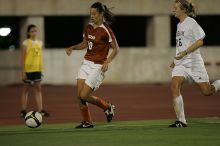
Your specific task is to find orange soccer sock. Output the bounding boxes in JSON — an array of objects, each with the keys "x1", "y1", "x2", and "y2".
[
  {"x1": 94, "y1": 96, "x2": 109, "y2": 110},
  {"x1": 80, "y1": 106, "x2": 92, "y2": 123}
]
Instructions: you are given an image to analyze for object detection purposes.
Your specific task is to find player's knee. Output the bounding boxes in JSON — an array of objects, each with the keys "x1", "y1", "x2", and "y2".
[
  {"x1": 200, "y1": 87, "x2": 213, "y2": 96},
  {"x1": 79, "y1": 94, "x2": 88, "y2": 106},
  {"x1": 79, "y1": 93, "x2": 88, "y2": 101},
  {"x1": 80, "y1": 98, "x2": 87, "y2": 106},
  {"x1": 201, "y1": 90, "x2": 213, "y2": 96}
]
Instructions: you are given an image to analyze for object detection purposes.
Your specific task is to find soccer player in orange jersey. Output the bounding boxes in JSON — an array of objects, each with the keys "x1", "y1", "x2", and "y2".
[{"x1": 66, "y1": 2, "x2": 119, "y2": 128}]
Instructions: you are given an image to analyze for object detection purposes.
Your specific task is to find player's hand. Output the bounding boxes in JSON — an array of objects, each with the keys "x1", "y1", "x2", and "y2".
[
  {"x1": 174, "y1": 51, "x2": 187, "y2": 60},
  {"x1": 66, "y1": 47, "x2": 72, "y2": 56},
  {"x1": 101, "y1": 61, "x2": 109, "y2": 72},
  {"x1": 170, "y1": 61, "x2": 175, "y2": 68}
]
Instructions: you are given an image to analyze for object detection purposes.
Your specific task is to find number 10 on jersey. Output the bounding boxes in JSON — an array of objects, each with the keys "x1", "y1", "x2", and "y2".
[{"x1": 88, "y1": 41, "x2": 93, "y2": 50}]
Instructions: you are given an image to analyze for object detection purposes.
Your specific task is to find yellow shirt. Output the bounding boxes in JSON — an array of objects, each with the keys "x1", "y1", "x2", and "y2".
[{"x1": 23, "y1": 39, "x2": 43, "y2": 72}]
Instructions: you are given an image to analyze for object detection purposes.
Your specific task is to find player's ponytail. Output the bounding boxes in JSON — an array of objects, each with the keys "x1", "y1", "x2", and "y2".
[
  {"x1": 103, "y1": 5, "x2": 115, "y2": 25},
  {"x1": 91, "y1": 2, "x2": 115, "y2": 25},
  {"x1": 188, "y1": 2, "x2": 196, "y2": 18},
  {"x1": 175, "y1": 0, "x2": 197, "y2": 18}
]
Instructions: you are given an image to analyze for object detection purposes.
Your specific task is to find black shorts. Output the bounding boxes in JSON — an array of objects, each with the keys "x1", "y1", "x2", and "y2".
[{"x1": 23, "y1": 72, "x2": 42, "y2": 84}]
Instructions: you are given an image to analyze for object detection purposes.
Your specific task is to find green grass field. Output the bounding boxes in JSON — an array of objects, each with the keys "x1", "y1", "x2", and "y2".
[{"x1": 1, "y1": 117, "x2": 220, "y2": 146}]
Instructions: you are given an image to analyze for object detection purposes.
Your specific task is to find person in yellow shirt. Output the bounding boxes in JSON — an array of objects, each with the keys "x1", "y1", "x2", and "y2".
[{"x1": 20, "y1": 24, "x2": 49, "y2": 118}]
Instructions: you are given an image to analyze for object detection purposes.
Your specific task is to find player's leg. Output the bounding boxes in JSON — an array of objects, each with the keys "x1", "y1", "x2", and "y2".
[
  {"x1": 196, "y1": 80, "x2": 220, "y2": 96},
  {"x1": 32, "y1": 72, "x2": 49, "y2": 117},
  {"x1": 83, "y1": 67, "x2": 115, "y2": 122},
  {"x1": 77, "y1": 61, "x2": 109, "y2": 110},
  {"x1": 192, "y1": 63, "x2": 220, "y2": 95},
  {"x1": 75, "y1": 61, "x2": 94, "y2": 128},
  {"x1": 88, "y1": 95, "x2": 115, "y2": 122},
  {"x1": 83, "y1": 95, "x2": 110, "y2": 110},
  {"x1": 196, "y1": 82, "x2": 215, "y2": 96},
  {"x1": 77, "y1": 79, "x2": 92, "y2": 123},
  {"x1": 169, "y1": 76, "x2": 187, "y2": 127},
  {"x1": 34, "y1": 82, "x2": 43, "y2": 111},
  {"x1": 33, "y1": 82, "x2": 49, "y2": 117},
  {"x1": 20, "y1": 83, "x2": 30, "y2": 118},
  {"x1": 79, "y1": 84, "x2": 115, "y2": 123},
  {"x1": 79, "y1": 82, "x2": 111, "y2": 111},
  {"x1": 82, "y1": 67, "x2": 110, "y2": 110}
]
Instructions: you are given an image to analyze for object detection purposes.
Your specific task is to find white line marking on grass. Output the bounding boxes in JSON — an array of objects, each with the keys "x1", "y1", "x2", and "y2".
[
  {"x1": 99, "y1": 124, "x2": 145, "y2": 127},
  {"x1": 98, "y1": 124, "x2": 167, "y2": 128}
]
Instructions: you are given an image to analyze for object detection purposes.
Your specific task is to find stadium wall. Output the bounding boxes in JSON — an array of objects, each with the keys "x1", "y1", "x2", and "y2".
[{"x1": 1, "y1": 47, "x2": 220, "y2": 85}]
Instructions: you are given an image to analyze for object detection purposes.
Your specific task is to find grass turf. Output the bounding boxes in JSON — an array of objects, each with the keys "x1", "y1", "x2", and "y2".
[{"x1": 0, "y1": 117, "x2": 220, "y2": 146}]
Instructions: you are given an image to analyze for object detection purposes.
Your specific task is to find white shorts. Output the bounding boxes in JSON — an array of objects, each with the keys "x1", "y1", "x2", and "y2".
[
  {"x1": 77, "y1": 60, "x2": 105, "y2": 91},
  {"x1": 172, "y1": 64, "x2": 209, "y2": 83}
]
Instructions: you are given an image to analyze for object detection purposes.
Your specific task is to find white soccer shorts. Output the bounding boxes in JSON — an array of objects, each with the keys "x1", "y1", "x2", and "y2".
[
  {"x1": 172, "y1": 64, "x2": 209, "y2": 83},
  {"x1": 77, "y1": 59, "x2": 105, "y2": 91}
]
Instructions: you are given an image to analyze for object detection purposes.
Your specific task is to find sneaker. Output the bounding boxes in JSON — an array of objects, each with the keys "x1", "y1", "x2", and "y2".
[
  {"x1": 20, "y1": 110, "x2": 27, "y2": 118},
  {"x1": 169, "y1": 120, "x2": 187, "y2": 128},
  {"x1": 75, "y1": 121, "x2": 94, "y2": 128},
  {"x1": 39, "y1": 110, "x2": 50, "y2": 117},
  {"x1": 212, "y1": 80, "x2": 220, "y2": 92},
  {"x1": 104, "y1": 104, "x2": 115, "y2": 122}
]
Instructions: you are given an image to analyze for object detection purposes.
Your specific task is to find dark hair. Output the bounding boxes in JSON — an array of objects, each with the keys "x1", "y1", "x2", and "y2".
[
  {"x1": 27, "y1": 24, "x2": 37, "y2": 38},
  {"x1": 175, "y1": 0, "x2": 196, "y2": 17},
  {"x1": 91, "y1": 2, "x2": 115, "y2": 25}
]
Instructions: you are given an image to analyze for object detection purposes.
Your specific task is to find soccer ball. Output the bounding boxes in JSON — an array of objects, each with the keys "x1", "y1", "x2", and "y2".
[{"x1": 25, "y1": 111, "x2": 42, "y2": 128}]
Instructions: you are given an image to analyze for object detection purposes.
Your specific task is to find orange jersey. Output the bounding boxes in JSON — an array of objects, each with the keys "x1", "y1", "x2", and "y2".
[{"x1": 84, "y1": 23, "x2": 115, "y2": 64}]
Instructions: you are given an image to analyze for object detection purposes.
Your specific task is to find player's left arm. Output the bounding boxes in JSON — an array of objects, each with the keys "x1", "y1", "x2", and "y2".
[
  {"x1": 101, "y1": 38, "x2": 119, "y2": 72},
  {"x1": 175, "y1": 39, "x2": 203, "y2": 60}
]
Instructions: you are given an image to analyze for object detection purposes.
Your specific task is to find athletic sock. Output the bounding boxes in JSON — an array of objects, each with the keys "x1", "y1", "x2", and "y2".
[
  {"x1": 80, "y1": 106, "x2": 92, "y2": 123},
  {"x1": 92, "y1": 96, "x2": 109, "y2": 110},
  {"x1": 212, "y1": 80, "x2": 220, "y2": 92},
  {"x1": 173, "y1": 95, "x2": 187, "y2": 124}
]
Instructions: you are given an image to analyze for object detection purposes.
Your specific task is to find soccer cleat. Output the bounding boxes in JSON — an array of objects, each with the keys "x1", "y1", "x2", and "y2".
[
  {"x1": 104, "y1": 104, "x2": 115, "y2": 122},
  {"x1": 39, "y1": 110, "x2": 50, "y2": 117},
  {"x1": 169, "y1": 120, "x2": 187, "y2": 128},
  {"x1": 75, "y1": 121, "x2": 94, "y2": 128},
  {"x1": 20, "y1": 110, "x2": 27, "y2": 118},
  {"x1": 212, "y1": 80, "x2": 220, "y2": 92}
]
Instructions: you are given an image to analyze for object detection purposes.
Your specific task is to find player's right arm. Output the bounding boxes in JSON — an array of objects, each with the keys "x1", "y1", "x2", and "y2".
[{"x1": 66, "y1": 38, "x2": 88, "y2": 56}]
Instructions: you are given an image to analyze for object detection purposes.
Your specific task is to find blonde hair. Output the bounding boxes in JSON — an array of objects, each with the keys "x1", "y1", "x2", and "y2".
[{"x1": 175, "y1": 0, "x2": 196, "y2": 17}]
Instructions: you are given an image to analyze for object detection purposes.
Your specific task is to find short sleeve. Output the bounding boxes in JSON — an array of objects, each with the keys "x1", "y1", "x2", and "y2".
[
  {"x1": 108, "y1": 29, "x2": 115, "y2": 43},
  {"x1": 38, "y1": 40, "x2": 43, "y2": 47},
  {"x1": 83, "y1": 25, "x2": 89, "y2": 40},
  {"x1": 105, "y1": 26, "x2": 115, "y2": 43},
  {"x1": 22, "y1": 40, "x2": 28, "y2": 47},
  {"x1": 191, "y1": 20, "x2": 205, "y2": 40}
]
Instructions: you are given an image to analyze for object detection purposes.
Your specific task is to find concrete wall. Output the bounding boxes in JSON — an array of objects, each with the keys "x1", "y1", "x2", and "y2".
[
  {"x1": 1, "y1": 47, "x2": 220, "y2": 85},
  {"x1": 0, "y1": 0, "x2": 220, "y2": 85}
]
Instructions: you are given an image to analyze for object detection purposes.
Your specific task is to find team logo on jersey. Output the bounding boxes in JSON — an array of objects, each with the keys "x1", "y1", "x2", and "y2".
[
  {"x1": 176, "y1": 31, "x2": 185, "y2": 37},
  {"x1": 88, "y1": 35, "x2": 95, "y2": 40}
]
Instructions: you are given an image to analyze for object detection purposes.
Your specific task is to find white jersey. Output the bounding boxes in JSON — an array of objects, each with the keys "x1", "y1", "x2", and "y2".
[{"x1": 174, "y1": 17, "x2": 205, "y2": 67}]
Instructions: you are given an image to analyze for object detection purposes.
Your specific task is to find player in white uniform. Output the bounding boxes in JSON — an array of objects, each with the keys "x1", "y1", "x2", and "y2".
[{"x1": 169, "y1": 0, "x2": 220, "y2": 127}]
